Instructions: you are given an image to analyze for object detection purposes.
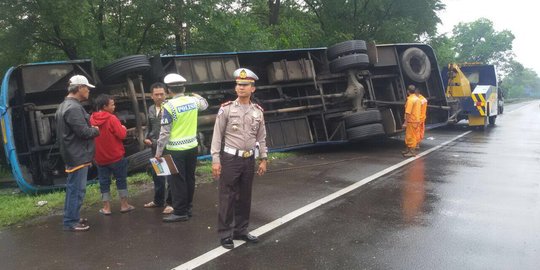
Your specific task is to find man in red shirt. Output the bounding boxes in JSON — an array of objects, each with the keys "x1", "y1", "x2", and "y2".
[{"x1": 90, "y1": 94, "x2": 134, "y2": 215}]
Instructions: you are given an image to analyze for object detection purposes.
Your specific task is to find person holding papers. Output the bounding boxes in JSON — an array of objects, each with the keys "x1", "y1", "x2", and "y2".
[{"x1": 155, "y1": 73, "x2": 208, "y2": 222}]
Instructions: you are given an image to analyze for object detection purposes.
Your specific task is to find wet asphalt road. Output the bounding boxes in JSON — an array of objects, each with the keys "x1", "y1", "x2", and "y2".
[{"x1": 1, "y1": 101, "x2": 539, "y2": 270}]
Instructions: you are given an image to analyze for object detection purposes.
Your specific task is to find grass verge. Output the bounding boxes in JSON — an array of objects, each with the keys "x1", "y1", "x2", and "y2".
[{"x1": 0, "y1": 172, "x2": 152, "y2": 229}]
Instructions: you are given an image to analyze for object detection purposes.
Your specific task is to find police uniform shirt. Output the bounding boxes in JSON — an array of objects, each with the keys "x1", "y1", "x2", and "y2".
[{"x1": 210, "y1": 100, "x2": 267, "y2": 164}]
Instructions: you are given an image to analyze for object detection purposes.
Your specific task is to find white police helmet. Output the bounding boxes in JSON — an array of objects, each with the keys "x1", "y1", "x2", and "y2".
[{"x1": 163, "y1": 73, "x2": 187, "y2": 85}]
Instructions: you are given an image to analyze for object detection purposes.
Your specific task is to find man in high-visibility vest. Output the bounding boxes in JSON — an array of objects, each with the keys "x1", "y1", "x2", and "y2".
[
  {"x1": 155, "y1": 73, "x2": 208, "y2": 222},
  {"x1": 402, "y1": 85, "x2": 421, "y2": 157}
]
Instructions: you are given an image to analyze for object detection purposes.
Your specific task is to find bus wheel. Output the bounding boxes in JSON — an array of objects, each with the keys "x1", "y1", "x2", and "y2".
[
  {"x1": 326, "y1": 40, "x2": 367, "y2": 61},
  {"x1": 401, "y1": 48, "x2": 431, "y2": 82},
  {"x1": 329, "y1": 53, "x2": 369, "y2": 73},
  {"x1": 99, "y1": 55, "x2": 151, "y2": 84}
]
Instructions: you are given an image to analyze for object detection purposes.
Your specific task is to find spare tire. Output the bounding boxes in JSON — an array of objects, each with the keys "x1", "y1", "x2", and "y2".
[
  {"x1": 99, "y1": 55, "x2": 151, "y2": 84},
  {"x1": 327, "y1": 40, "x2": 367, "y2": 61},
  {"x1": 346, "y1": 123, "x2": 385, "y2": 141},
  {"x1": 400, "y1": 48, "x2": 431, "y2": 82},
  {"x1": 344, "y1": 110, "x2": 382, "y2": 129},
  {"x1": 329, "y1": 53, "x2": 369, "y2": 73}
]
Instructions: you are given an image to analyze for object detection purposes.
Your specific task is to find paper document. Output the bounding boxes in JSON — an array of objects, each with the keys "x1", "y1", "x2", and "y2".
[{"x1": 149, "y1": 155, "x2": 179, "y2": 176}]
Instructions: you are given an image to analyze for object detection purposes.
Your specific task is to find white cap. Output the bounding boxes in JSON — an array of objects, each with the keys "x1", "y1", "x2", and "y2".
[
  {"x1": 164, "y1": 73, "x2": 187, "y2": 85},
  {"x1": 233, "y1": 68, "x2": 258, "y2": 84},
  {"x1": 69, "y1": 75, "x2": 95, "y2": 88}
]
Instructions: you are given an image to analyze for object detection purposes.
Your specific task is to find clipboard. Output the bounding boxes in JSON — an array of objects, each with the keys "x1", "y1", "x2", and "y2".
[{"x1": 149, "y1": 154, "x2": 179, "y2": 176}]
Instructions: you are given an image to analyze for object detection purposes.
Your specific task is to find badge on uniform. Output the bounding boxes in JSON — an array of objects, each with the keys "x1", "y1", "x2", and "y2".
[
  {"x1": 218, "y1": 108, "x2": 224, "y2": 115},
  {"x1": 232, "y1": 125, "x2": 238, "y2": 131},
  {"x1": 161, "y1": 110, "x2": 172, "y2": 125}
]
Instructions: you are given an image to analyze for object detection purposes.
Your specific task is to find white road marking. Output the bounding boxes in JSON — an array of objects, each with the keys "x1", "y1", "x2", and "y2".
[{"x1": 173, "y1": 131, "x2": 472, "y2": 270}]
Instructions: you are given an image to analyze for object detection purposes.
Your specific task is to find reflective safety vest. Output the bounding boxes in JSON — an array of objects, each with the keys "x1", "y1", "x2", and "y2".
[{"x1": 162, "y1": 96, "x2": 199, "y2": 151}]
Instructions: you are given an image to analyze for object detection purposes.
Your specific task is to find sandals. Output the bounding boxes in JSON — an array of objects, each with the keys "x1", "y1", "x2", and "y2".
[
  {"x1": 120, "y1": 205, "x2": 135, "y2": 213},
  {"x1": 144, "y1": 201, "x2": 160, "y2": 208},
  {"x1": 162, "y1": 206, "x2": 174, "y2": 215},
  {"x1": 64, "y1": 223, "x2": 90, "y2": 232},
  {"x1": 99, "y1": 208, "x2": 112, "y2": 215}
]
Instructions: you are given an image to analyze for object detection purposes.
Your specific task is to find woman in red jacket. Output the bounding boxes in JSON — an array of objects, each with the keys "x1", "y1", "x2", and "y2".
[{"x1": 90, "y1": 94, "x2": 134, "y2": 215}]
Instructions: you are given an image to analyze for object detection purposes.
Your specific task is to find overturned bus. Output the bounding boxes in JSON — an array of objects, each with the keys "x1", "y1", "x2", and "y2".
[{"x1": 0, "y1": 40, "x2": 449, "y2": 193}]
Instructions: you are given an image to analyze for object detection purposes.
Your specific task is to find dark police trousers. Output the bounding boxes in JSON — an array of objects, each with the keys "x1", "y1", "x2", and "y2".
[
  {"x1": 166, "y1": 147, "x2": 198, "y2": 216},
  {"x1": 218, "y1": 153, "x2": 255, "y2": 239}
]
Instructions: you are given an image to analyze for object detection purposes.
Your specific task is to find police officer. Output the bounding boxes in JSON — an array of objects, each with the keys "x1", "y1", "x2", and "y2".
[
  {"x1": 211, "y1": 68, "x2": 268, "y2": 249},
  {"x1": 155, "y1": 73, "x2": 208, "y2": 222}
]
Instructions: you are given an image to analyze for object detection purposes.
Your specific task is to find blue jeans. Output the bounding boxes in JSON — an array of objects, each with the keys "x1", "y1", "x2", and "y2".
[
  {"x1": 152, "y1": 172, "x2": 172, "y2": 207},
  {"x1": 63, "y1": 166, "x2": 89, "y2": 229},
  {"x1": 97, "y1": 158, "x2": 128, "y2": 201}
]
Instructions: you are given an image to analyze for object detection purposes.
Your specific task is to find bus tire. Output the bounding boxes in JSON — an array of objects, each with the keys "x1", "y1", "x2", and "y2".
[
  {"x1": 346, "y1": 123, "x2": 385, "y2": 141},
  {"x1": 401, "y1": 48, "x2": 431, "y2": 82},
  {"x1": 99, "y1": 55, "x2": 151, "y2": 84},
  {"x1": 329, "y1": 53, "x2": 369, "y2": 73},
  {"x1": 344, "y1": 110, "x2": 382, "y2": 129},
  {"x1": 327, "y1": 40, "x2": 367, "y2": 61}
]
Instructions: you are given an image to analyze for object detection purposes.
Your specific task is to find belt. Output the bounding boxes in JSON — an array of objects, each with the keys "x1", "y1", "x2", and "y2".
[{"x1": 223, "y1": 146, "x2": 254, "y2": 158}]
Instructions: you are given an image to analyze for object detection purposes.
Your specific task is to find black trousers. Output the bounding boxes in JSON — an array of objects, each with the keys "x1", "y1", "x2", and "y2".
[
  {"x1": 151, "y1": 146, "x2": 171, "y2": 206},
  {"x1": 166, "y1": 147, "x2": 198, "y2": 216},
  {"x1": 218, "y1": 153, "x2": 255, "y2": 239},
  {"x1": 152, "y1": 171, "x2": 172, "y2": 207}
]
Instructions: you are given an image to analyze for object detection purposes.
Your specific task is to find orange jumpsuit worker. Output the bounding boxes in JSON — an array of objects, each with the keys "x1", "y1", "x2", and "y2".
[
  {"x1": 416, "y1": 87, "x2": 428, "y2": 147},
  {"x1": 402, "y1": 85, "x2": 421, "y2": 157}
]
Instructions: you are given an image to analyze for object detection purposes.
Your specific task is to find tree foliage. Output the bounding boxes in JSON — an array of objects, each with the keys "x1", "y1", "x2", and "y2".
[
  {"x1": 452, "y1": 18, "x2": 515, "y2": 66},
  {"x1": 425, "y1": 34, "x2": 456, "y2": 68},
  {"x1": 0, "y1": 0, "x2": 446, "y2": 74},
  {"x1": 500, "y1": 61, "x2": 540, "y2": 98},
  {"x1": 301, "y1": 0, "x2": 444, "y2": 44},
  {"x1": 1, "y1": 0, "x2": 538, "y2": 97}
]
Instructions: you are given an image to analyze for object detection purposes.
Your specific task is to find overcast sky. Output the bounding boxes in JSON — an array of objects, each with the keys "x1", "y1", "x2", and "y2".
[{"x1": 437, "y1": 0, "x2": 539, "y2": 74}]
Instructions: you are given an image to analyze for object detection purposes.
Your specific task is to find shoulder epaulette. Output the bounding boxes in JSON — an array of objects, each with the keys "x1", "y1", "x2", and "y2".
[
  {"x1": 221, "y1": 101, "x2": 232, "y2": 107},
  {"x1": 254, "y1": 103, "x2": 264, "y2": 112}
]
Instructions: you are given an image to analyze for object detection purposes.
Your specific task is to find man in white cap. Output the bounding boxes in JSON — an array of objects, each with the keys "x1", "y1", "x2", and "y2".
[
  {"x1": 55, "y1": 75, "x2": 100, "y2": 231},
  {"x1": 155, "y1": 73, "x2": 208, "y2": 222},
  {"x1": 211, "y1": 68, "x2": 268, "y2": 249}
]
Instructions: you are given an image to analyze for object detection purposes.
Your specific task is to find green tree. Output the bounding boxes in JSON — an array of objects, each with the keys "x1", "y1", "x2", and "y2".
[
  {"x1": 452, "y1": 18, "x2": 514, "y2": 66},
  {"x1": 0, "y1": 0, "x2": 447, "y2": 75},
  {"x1": 500, "y1": 61, "x2": 540, "y2": 98},
  {"x1": 426, "y1": 34, "x2": 457, "y2": 68},
  {"x1": 301, "y1": 0, "x2": 444, "y2": 44},
  {"x1": 0, "y1": 0, "x2": 179, "y2": 70}
]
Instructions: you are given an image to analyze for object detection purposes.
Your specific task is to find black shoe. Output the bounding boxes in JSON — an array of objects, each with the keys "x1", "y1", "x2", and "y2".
[
  {"x1": 233, "y1": 233, "x2": 259, "y2": 243},
  {"x1": 221, "y1": 237, "x2": 234, "y2": 249},
  {"x1": 162, "y1": 214, "x2": 189, "y2": 222}
]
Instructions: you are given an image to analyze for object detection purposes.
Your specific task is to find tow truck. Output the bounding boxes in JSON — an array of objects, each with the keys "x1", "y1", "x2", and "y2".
[
  {"x1": 1, "y1": 40, "x2": 450, "y2": 193},
  {"x1": 442, "y1": 63, "x2": 503, "y2": 127}
]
